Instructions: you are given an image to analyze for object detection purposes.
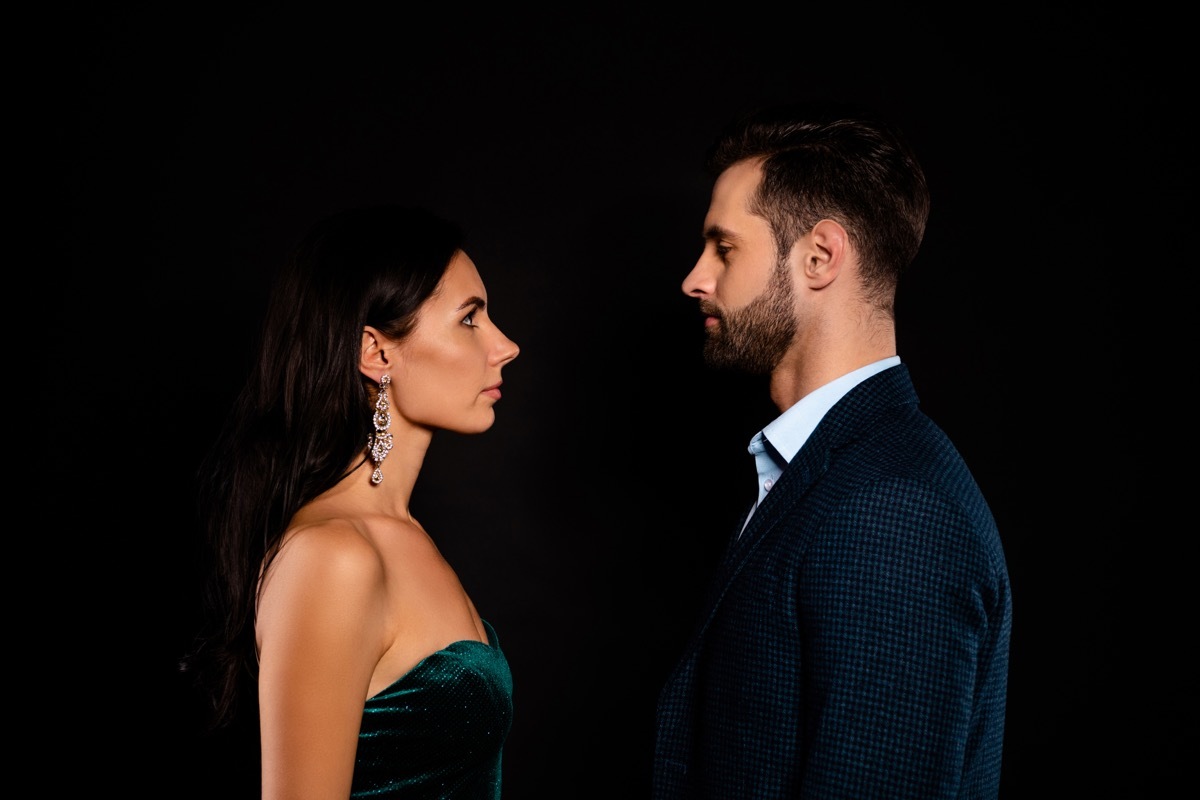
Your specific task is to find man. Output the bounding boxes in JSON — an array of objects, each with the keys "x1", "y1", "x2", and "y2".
[{"x1": 654, "y1": 102, "x2": 1012, "y2": 799}]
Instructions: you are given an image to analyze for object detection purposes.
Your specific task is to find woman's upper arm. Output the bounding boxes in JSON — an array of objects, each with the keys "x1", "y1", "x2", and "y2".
[{"x1": 256, "y1": 524, "x2": 387, "y2": 799}]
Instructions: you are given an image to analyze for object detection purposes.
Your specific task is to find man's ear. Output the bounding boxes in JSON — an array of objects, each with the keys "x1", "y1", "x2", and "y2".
[
  {"x1": 796, "y1": 218, "x2": 848, "y2": 290},
  {"x1": 360, "y1": 326, "x2": 391, "y2": 381}
]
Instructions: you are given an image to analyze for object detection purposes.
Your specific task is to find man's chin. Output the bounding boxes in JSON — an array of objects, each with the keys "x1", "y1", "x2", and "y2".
[{"x1": 702, "y1": 341, "x2": 737, "y2": 370}]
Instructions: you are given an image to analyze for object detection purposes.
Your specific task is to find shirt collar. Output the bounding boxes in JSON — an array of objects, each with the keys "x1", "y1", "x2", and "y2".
[{"x1": 757, "y1": 356, "x2": 901, "y2": 464}]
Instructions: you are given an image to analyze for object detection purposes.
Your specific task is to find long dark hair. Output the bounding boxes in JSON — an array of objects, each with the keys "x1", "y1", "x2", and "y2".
[{"x1": 180, "y1": 204, "x2": 465, "y2": 730}]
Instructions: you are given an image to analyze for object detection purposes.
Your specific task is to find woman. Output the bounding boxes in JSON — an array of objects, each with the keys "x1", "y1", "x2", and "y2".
[{"x1": 182, "y1": 204, "x2": 520, "y2": 798}]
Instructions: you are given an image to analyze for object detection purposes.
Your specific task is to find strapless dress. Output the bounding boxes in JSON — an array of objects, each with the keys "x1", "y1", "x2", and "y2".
[{"x1": 351, "y1": 619, "x2": 513, "y2": 799}]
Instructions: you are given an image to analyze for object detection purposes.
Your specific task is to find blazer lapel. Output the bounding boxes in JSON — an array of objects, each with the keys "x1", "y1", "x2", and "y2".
[
  {"x1": 674, "y1": 442, "x2": 826, "y2": 655},
  {"x1": 676, "y1": 365, "x2": 919, "y2": 658}
]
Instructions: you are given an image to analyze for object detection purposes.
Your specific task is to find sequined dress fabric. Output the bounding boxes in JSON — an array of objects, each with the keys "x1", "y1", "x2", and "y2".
[{"x1": 351, "y1": 619, "x2": 513, "y2": 799}]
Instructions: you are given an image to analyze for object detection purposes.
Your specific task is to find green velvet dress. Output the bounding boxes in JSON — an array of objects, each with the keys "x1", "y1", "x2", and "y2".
[{"x1": 351, "y1": 620, "x2": 513, "y2": 799}]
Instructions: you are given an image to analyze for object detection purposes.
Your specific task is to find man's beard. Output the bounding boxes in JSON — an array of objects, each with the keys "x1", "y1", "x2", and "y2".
[{"x1": 700, "y1": 255, "x2": 796, "y2": 374}]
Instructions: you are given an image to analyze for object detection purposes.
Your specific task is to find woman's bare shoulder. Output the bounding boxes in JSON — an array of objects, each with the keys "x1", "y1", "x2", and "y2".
[{"x1": 260, "y1": 517, "x2": 393, "y2": 614}]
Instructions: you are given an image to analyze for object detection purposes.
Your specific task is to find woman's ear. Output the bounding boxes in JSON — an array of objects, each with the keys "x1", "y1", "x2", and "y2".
[{"x1": 360, "y1": 326, "x2": 391, "y2": 381}]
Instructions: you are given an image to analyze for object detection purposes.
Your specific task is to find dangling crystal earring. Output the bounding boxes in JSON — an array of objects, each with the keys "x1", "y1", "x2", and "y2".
[{"x1": 367, "y1": 374, "x2": 393, "y2": 485}]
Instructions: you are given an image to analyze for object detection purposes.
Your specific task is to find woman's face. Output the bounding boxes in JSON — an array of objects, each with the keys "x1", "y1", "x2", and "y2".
[{"x1": 389, "y1": 250, "x2": 520, "y2": 433}]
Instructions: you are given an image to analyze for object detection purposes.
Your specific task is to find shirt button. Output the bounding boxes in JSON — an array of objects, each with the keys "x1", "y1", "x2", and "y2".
[{"x1": 763, "y1": 479, "x2": 774, "y2": 491}]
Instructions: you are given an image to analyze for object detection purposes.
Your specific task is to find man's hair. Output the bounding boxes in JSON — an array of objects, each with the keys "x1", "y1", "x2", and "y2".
[{"x1": 706, "y1": 101, "x2": 931, "y2": 314}]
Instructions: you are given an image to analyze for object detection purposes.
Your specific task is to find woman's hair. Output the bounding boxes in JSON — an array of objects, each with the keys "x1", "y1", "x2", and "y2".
[{"x1": 180, "y1": 204, "x2": 465, "y2": 730}]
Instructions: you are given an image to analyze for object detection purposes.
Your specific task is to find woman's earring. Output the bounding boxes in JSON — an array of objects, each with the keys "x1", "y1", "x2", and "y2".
[{"x1": 368, "y1": 374, "x2": 393, "y2": 485}]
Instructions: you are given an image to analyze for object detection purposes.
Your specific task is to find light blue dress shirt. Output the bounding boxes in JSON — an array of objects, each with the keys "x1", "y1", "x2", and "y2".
[{"x1": 740, "y1": 356, "x2": 901, "y2": 536}]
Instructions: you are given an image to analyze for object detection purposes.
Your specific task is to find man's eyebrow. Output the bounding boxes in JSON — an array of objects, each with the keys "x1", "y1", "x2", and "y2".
[
  {"x1": 703, "y1": 224, "x2": 735, "y2": 242},
  {"x1": 456, "y1": 296, "x2": 486, "y2": 312}
]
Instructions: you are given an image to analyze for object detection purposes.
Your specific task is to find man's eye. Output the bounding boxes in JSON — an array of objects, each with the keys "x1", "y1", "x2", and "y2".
[{"x1": 715, "y1": 244, "x2": 732, "y2": 258}]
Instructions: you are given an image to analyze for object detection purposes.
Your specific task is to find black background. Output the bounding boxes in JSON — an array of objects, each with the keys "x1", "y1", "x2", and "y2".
[{"x1": 63, "y1": 8, "x2": 1188, "y2": 798}]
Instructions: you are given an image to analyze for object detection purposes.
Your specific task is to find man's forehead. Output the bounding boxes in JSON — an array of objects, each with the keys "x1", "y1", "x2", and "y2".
[
  {"x1": 708, "y1": 161, "x2": 761, "y2": 217},
  {"x1": 714, "y1": 159, "x2": 763, "y2": 196},
  {"x1": 705, "y1": 167, "x2": 767, "y2": 239}
]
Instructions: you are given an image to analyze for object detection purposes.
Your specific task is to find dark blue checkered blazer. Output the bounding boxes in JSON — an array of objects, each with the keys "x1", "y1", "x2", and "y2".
[{"x1": 654, "y1": 364, "x2": 1011, "y2": 799}]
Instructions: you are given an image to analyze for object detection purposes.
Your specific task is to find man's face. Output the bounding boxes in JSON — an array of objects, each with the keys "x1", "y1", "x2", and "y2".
[{"x1": 682, "y1": 159, "x2": 797, "y2": 374}]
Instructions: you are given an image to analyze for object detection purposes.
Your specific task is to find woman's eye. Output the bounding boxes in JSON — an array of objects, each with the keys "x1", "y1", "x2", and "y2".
[{"x1": 462, "y1": 311, "x2": 478, "y2": 327}]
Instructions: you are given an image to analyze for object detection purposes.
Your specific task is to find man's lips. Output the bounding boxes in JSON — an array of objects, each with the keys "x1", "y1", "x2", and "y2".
[{"x1": 699, "y1": 306, "x2": 722, "y2": 329}]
